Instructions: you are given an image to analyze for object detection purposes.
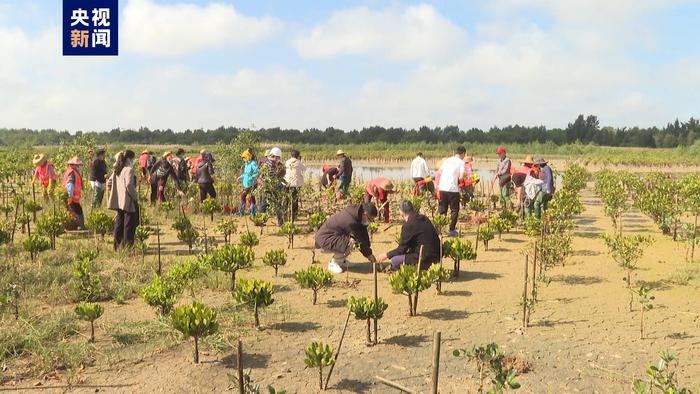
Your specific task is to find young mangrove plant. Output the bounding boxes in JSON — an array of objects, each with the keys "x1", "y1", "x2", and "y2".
[
  {"x1": 279, "y1": 222, "x2": 300, "y2": 249},
  {"x1": 72, "y1": 257, "x2": 103, "y2": 301},
  {"x1": 171, "y1": 301, "x2": 219, "y2": 363},
  {"x1": 452, "y1": 342, "x2": 521, "y2": 394},
  {"x1": 308, "y1": 211, "x2": 327, "y2": 231},
  {"x1": 141, "y1": 274, "x2": 178, "y2": 316},
  {"x1": 304, "y1": 342, "x2": 335, "y2": 390},
  {"x1": 366, "y1": 222, "x2": 379, "y2": 241},
  {"x1": 443, "y1": 238, "x2": 477, "y2": 277},
  {"x1": 601, "y1": 233, "x2": 653, "y2": 311},
  {"x1": 240, "y1": 231, "x2": 260, "y2": 249},
  {"x1": 262, "y1": 249, "x2": 287, "y2": 276},
  {"x1": 389, "y1": 263, "x2": 441, "y2": 316},
  {"x1": 74, "y1": 302, "x2": 104, "y2": 343},
  {"x1": 251, "y1": 213, "x2": 269, "y2": 235},
  {"x1": 633, "y1": 351, "x2": 691, "y2": 394},
  {"x1": 215, "y1": 218, "x2": 237, "y2": 244},
  {"x1": 86, "y1": 210, "x2": 114, "y2": 240},
  {"x1": 200, "y1": 197, "x2": 222, "y2": 222},
  {"x1": 477, "y1": 225, "x2": 495, "y2": 251},
  {"x1": 488, "y1": 216, "x2": 511, "y2": 240},
  {"x1": 23, "y1": 234, "x2": 51, "y2": 262},
  {"x1": 347, "y1": 296, "x2": 388, "y2": 344},
  {"x1": 233, "y1": 278, "x2": 275, "y2": 329},
  {"x1": 635, "y1": 285, "x2": 655, "y2": 339},
  {"x1": 432, "y1": 214, "x2": 450, "y2": 236},
  {"x1": 206, "y1": 244, "x2": 254, "y2": 291},
  {"x1": 294, "y1": 266, "x2": 334, "y2": 305}
]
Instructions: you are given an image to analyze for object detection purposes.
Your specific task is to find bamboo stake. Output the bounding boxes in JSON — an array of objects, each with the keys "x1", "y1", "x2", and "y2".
[
  {"x1": 375, "y1": 376, "x2": 418, "y2": 394},
  {"x1": 323, "y1": 307, "x2": 352, "y2": 390},
  {"x1": 373, "y1": 259, "x2": 379, "y2": 344},
  {"x1": 522, "y1": 254, "x2": 529, "y2": 328},
  {"x1": 237, "y1": 339, "x2": 244, "y2": 394},
  {"x1": 156, "y1": 220, "x2": 162, "y2": 276},
  {"x1": 431, "y1": 331, "x2": 441, "y2": 394},
  {"x1": 412, "y1": 246, "x2": 424, "y2": 316},
  {"x1": 531, "y1": 241, "x2": 538, "y2": 300}
]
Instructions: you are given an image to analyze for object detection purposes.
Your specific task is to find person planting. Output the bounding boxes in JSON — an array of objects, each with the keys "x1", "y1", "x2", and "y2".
[
  {"x1": 238, "y1": 148, "x2": 260, "y2": 216},
  {"x1": 320, "y1": 164, "x2": 339, "y2": 190},
  {"x1": 195, "y1": 152, "x2": 216, "y2": 202},
  {"x1": 89, "y1": 148, "x2": 108, "y2": 210},
  {"x1": 336, "y1": 149, "x2": 353, "y2": 199},
  {"x1": 284, "y1": 149, "x2": 306, "y2": 221},
  {"x1": 31, "y1": 154, "x2": 57, "y2": 201},
  {"x1": 314, "y1": 203, "x2": 378, "y2": 274},
  {"x1": 258, "y1": 147, "x2": 286, "y2": 225},
  {"x1": 64, "y1": 156, "x2": 86, "y2": 230},
  {"x1": 171, "y1": 148, "x2": 189, "y2": 183},
  {"x1": 138, "y1": 150, "x2": 151, "y2": 181},
  {"x1": 522, "y1": 166, "x2": 545, "y2": 219},
  {"x1": 376, "y1": 200, "x2": 440, "y2": 271},
  {"x1": 410, "y1": 152, "x2": 434, "y2": 195},
  {"x1": 108, "y1": 150, "x2": 139, "y2": 250},
  {"x1": 460, "y1": 156, "x2": 477, "y2": 204},
  {"x1": 363, "y1": 177, "x2": 395, "y2": 224},
  {"x1": 437, "y1": 146, "x2": 467, "y2": 237},
  {"x1": 493, "y1": 147, "x2": 512, "y2": 206},
  {"x1": 535, "y1": 158, "x2": 555, "y2": 210},
  {"x1": 149, "y1": 152, "x2": 182, "y2": 204}
]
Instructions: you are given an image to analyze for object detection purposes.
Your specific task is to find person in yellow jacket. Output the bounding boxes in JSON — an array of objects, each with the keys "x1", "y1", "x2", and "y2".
[{"x1": 64, "y1": 156, "x2": 86, "y2": 230}]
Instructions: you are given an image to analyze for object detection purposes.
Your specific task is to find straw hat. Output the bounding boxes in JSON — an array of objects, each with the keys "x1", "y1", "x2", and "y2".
[
  {"x1": 522, "y1": 155, "x2": 535, "y2": 165},
  {"x1": 534, "y1": 157, "x2": 547, "y2": 166},
  {"x1": 66, "y1": 156, "x2": 83, "y2": 166},
  {"x1": 32, "y1": 154, "x2": 47, "y2": 166},
  {"x1": 378, "y1": 178, "x2": 394, "y2": 191},
  {"x1": 336, "y1": 149, "x2": 346, "y2": 156},
  {"x1": 141, "y1": 150, "x2": 150, "y2": 155},
  {"x1": 162, "y1": 151, "x2": 173, "y2": 159},
  {"x1": 240, "y1": 150, "x2": 252, "y2": 161},
  {"x1": 464, "y1": 156, "x2": 473, "y2": 163}
]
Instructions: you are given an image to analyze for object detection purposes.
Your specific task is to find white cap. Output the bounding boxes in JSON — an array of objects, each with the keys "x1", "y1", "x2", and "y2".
[{"x1": 269, "y1": 147, "x2": 282, "y2": 158}]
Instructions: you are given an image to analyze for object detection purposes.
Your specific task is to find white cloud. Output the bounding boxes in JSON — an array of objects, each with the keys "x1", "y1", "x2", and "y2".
[
  {"x1": 294, "y1": 4, "x2": 465, "y2": 61},
  {"x1": 122, "y1": 0, "x2": 282, "y2": 56}
]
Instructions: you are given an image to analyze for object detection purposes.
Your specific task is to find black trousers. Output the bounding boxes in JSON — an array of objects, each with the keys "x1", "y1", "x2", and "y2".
[
  {"x1": 199, "y1": 183, "x2": 217, "y2": 201},
  {"x1": 114, "y1": 204, "x2": 139, "y2": 250},
  {"x1": 438, "y1": 191, "x2": 461, "y2": 231},
  {"x1": 289, "y1": 187, "x2": 300, "y2": 221}
]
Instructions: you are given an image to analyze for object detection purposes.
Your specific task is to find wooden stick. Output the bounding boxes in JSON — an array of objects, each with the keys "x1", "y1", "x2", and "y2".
[
  {"x1": 412, "y1": 246, "x2": 424, "y2": 316},
  {"x1": 373, "y1": 260, "x2": 378, "y2": 344},
  {"x1": 522, "y1": 254, "x2": 529, "y2": 328},
  {"x1": 237, "y1": 338, "x2": 244, "y2": 394},
  {"x1": 375, "y1": 376, "x2": 418, "y2": 394},
  {"x1": 323, "y1": 307, "x2": 352, "y2": 390},
  {"x1": 531, "y1": 241, "x2": 538, "y2": 300},
  {"x1": 431, "y1": 331, "x2": 441, "y2": 394},
  {"x1": 156, "y1": 220, "x2": 162, "y2": 276}
]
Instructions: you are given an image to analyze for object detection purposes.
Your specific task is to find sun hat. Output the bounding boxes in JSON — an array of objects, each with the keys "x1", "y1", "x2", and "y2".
[
  {"x1": 496, "y1": 147, "x2": 506, "y2": 155},
  {"x1": 162, "y1": 151, "x2": 173, "y2": 159},
  {"x1": 32, "y1": 154, "x2": 47, "y2": 166},
  {"x1": 534, "y1": 157, "x2": 547, "y2": 165},
  {"x1": 66, "y1": 156, "x2": 83, "y2": 166},
  {"x1": 141, "y1": 150, "x2": 150, "y2": 155},
  {"x1": 336, "y1": 149, "x2": 346, "y2": 156},
  {"x1": 95, "y1": 148, "x2": 106, "y2": 156},
  {"x1": 241, "y1": 150, "x2": 252, "y2": 161},
  {"x1": 464, "y1": 156, "x2": 473, "y2": 163},
  {"x1": 522, "y1": 155, "x2": 535, "y2": 165},
  {"x1": 269, "y1": 147, "x2": 282, "y2": 158},
  {"x1": 378, "y1": 178, "x2": 394, "y2": 191}
]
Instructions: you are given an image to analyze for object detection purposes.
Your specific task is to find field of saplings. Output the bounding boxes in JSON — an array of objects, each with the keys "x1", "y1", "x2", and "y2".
[{"x1": 0, "y1": 135, "x2": 699, "y2": 393}]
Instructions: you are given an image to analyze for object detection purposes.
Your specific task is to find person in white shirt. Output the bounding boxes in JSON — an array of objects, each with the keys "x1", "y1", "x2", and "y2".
[
  {"x1": 284, "y1": 149, "x2": 306, "y2": 222},
  {"x1": 437, "y1": 147, "x2": 466, "y2": 237},
  {"x1": 410, "y1": 152, "x2": 434, "y2": 195}
]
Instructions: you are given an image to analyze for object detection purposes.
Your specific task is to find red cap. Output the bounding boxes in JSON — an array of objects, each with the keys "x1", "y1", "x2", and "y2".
[{"x1": 496, "y1": 147, "x2": 506, "y2": 154}]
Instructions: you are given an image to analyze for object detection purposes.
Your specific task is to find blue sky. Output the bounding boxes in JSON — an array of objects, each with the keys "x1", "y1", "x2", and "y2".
[{"x1": 0, "y1": 0, "x2": 699, "y2": 132}]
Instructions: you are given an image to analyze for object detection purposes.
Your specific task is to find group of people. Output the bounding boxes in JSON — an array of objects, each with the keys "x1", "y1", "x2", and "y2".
[{"x1": 137, "y1": 149, "x2": 217, "y2": 204}]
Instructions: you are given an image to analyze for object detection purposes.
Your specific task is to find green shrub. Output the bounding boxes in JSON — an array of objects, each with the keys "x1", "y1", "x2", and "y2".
[
  {"x1": 262, "y1": 249, "x2": 287, "y2": 276},
  {"x1": 74, "y1": 302, "x2": 104, "y2": 343},
  {"x1": 233, "y1": 278, "x2": 275, "y2": 328},
  {"x1": 294, "y1": 266, "x2": 334, "y2": 305},
  {"x1": 171, "y1": 301, "x2": 218, "y2": 363}
]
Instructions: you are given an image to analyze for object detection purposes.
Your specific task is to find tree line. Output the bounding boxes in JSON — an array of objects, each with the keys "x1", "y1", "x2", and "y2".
[{"x1": 1, "y1": 114, "x2": 698, "y2": 149}]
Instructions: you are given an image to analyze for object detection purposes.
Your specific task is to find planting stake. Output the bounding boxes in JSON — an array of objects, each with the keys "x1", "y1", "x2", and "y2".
[
  {"x1": 412, "y1": 246, "x2": 424, "y2": 316},
  {"x1": 375, "y1": 376, "x2": 417, "y2": 394},
  {"x1": 431, "y1": 331, "x2": 441, "y2": 394},
  {"x1": 692, "y1": 212, "x2": 698, "y2": 262},
  {"x1": 237, "y1": 338, "x2": 244, "y2": 394},
  {"x1": 323, "y1": 307, "x2": 352, "y2": 390},
  {"x1": 372, "y1": 259, "x2": 378, "y2": 343},
  {"x1": 156, "y1": 220, "x2": 162, "y2": 276},
  {"x1": 522, "y1": 254, "x2": 529, "y2": 328},
  {"x1": 532, "y1": 241, "x2": 538, "y2": 300}
]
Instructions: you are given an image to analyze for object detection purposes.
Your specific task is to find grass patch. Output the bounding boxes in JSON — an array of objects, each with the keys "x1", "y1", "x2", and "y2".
[
  {"x1": 110, "y1": 318, "x2": 181, "y2": 347},
  {"x1": 669, "y1": 265, "x2": 699, "y2": 286}
]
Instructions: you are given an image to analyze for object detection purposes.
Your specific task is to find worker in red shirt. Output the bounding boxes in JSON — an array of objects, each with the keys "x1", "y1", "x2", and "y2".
[{"x1": 363, "y1": 177, "x2": 395, "y2": 223}]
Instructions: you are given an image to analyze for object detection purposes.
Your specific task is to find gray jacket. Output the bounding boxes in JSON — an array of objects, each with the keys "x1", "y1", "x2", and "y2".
[{"x1": 107, "y1": 166, "x2": 139, "y2": 213}]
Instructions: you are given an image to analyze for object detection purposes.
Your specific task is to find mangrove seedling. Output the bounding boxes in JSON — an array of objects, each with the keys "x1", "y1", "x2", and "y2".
[
  {"x1": 347, "y1": 296, "x2": 388, "y2": 344},
  {"x1": 141, "y1": 274, "x2": 178, "y2": 315},
  {"x1": 388, "y1": 264, "x2": 435, "y2": 316},
  {"x1": 522, "y1": 215, "x2": 542, "y2": 238},
  {"x1": 453, "y1": 342, "x2": 521, "y2": 394},
  {"x1": 308, "y1": 212, "x2": 327, "y2": 231},
  {"x1": 74, "y1": 302, "x2": 104, "y2": 343},
  {"x1": 366, "y1": 222, "x2": 379, "y2": 241},
  {"x1": 294, "y1": 266, "x2": 334, "y2": 305},
  {"x1": 23, "y1": 234, "x2": 51, "y2": 262},
  {"x1": 207, "y1": 244, "x2": 254, "y2": 291},
  {"x1": 442, "y1": 238, "x2": 477, "y2": 277},
  {"x1": 432, "y1": 214, "x2": 449, "y2": 236},
  {"x1": 262, "y1": 249, "x2": 287, "y2": 276},
  {"x1": 200, "y1": 197, "x2": 222, "y2": 222},
  {"x1": 601, "y1": 233, "x2": 653, "y2": 311},
  {"x1": 633, "y1": 351, "x2": 691, "y2": 394},
  {"x1": 73, "y1": 257, "x2": 103, "y2": 301},
  {"x1": 87, "y1": 210, "x2": 114, "y2": 240},
  {"x1": 233, "y1": 278, "x2": 275, "y2": 328},
  {"x1": 468, "y1": 199, "x2": 487, "y2": 214},
  {"x1": 251, "y1": 213, "x2": 269, "y2": 235},
  {"x1": 636, "y1": 285, "x2": 655, "y2": 339},
  {"x1": 304, "y1": 342, "x2": 335, "y2": 390},
  {"x1": 488, "y1": 216, "x2": 511, "y2": 240},
  {"x1": 240, "y1": 231, "x2": 260, "y2": 249},
  {"x1": 279, "y1": 222, "x2": 300, "y2": 249},
  {"x1": 478, "y1": 225, "x2": 495, "y2": 250},
  {"x1": 171, "y1": 301, "x2": 218, "y2": 363},
  {"x1": 215, "y1": 219, "x2": 237, "y2": 244},
  {"x1": 172, "y1": 216, "x2": 192, "y2": 232},
  {"x1": 177, "y1": 226, "x2": 200, "y2": 254},
  {"x1": 76, "y1": 248, "x2": 99, "y2": 262}
]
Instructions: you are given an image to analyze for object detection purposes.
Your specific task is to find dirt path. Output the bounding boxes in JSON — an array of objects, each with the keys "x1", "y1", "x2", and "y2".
[{"x1": 8, "y1": 185, "x2": 700, "y2": 393}]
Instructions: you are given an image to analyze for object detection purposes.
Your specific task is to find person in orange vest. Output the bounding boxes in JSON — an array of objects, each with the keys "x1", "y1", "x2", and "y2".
[
  {"x1": 138, "y1": 150, "x2": 150, "y2": 181},
  {"x1": 32, "y1": 154, "x2": 57, "y2": 200},
  {"x1": 189, "y1": 150, "x2": 205, "y2": 178},
  {"x1": 64, "y1": 156, "x2": 86, "y2": 230},
  {"x1": 363, "y1": 177, "x2": 395, "y2": 223}
]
